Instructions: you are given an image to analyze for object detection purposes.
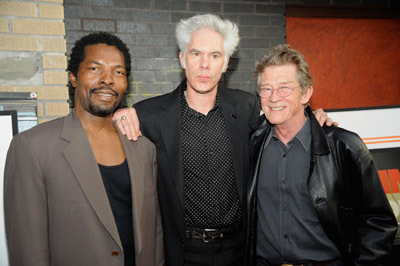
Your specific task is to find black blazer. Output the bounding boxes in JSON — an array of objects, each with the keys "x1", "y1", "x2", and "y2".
[{"x1": 134, "y1": 80, "x2": 260, "y2": 266}]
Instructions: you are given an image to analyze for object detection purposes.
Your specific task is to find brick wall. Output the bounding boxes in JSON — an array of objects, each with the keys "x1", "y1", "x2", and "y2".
[
  {"x1": 0, "y1": 0, "x2": 69, "y2": 123},
  {"x1": 63, "y1": 0, "x2": 397, "y2": 107},
  {"x1": 64, "y1": 0, "x2": 287, "y2": 107}
]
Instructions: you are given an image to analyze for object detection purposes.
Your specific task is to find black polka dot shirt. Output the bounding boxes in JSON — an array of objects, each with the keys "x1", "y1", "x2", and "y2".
[{"x1": 180, "y1": 85, "x2": 242, "y2": 229}]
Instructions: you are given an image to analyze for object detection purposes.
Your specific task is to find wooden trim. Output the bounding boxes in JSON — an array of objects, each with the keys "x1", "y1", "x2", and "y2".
[{"x1": 286, "y1": 5, "x2": 400, "y2": 18}]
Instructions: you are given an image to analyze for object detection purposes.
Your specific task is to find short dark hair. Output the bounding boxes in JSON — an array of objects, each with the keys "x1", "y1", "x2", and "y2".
[{"x1": 67, "y1": 32, "x2": 131, "y2": 79}]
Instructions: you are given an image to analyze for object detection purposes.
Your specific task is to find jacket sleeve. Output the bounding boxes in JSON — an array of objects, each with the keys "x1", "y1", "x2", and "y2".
[
  {"x1": 4, "y1": 134, "x2": 50, "y2": 266},
  {"x1": 152, "y1": 145, "x2": 165, "y2": 266},
  {"x1": 342, "y1": 133, "x2": 397, "y2": 265}
]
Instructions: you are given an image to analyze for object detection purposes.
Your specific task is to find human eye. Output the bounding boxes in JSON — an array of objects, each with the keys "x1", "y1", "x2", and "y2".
[
  {"x1": 280, "y1": 86, "x2": 291, "y2": 91},
  {"x1": 211, "y1": 54, "x2": 220, "y2": 59},
  {"x1": 88, "y1": 64, "x2": 101, "y2": 72},
  {"x1": 279, "y1": 86, "x2": 293, "y2": 96},
  {"x1": 114, "y1": 69, "x2": 126, "y2": 76},
  {"x1": 259, "y1": 87, "x2": 272, "y2": 96}
]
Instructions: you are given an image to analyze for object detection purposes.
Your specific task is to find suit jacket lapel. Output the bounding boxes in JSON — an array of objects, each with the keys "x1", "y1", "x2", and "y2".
[
  {"x1": 61, "y1": 111, "x2": 123, "y2": 250},
  {"x1": 118, "y1": 129, "x2": 144, "y2": 256},
  {"x1": 159, "y1": 86, "x2": 185, "y2": 210},
  {"x1": 219, "y1": 88, "x2": 245, "y2": 202}
]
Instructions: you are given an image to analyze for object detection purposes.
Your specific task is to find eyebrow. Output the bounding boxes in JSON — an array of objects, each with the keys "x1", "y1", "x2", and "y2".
[
  {"x1": 87, "y1": 60, "x2": 102, "y2": 65},
  {"x1": 189, "y1": 49, "x2": 222, "y2": 55},
  {"x1": 87, "y1": 60, "x2": 126, "y2": 69},
  {"x1": 260, "y1": 81, "x2": 294, "y2": 87}
]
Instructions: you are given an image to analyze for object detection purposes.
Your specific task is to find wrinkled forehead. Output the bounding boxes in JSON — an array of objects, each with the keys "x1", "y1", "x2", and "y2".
[{"x1": 186, "y1": 28, "x2": 225, "y2": 53}]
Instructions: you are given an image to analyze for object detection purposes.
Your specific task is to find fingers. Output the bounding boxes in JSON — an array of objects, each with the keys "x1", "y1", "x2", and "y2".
[
  {"x1": 127, "y1": 107, "x2": 142, "y2": 140},
  {"x1": 113, "y1": 109, "x2": 127, "y2": 135},
  {"x1": 312, "y1": 108, "x2": 338, "y2": 127},
  {"x1": 325, "y1": 117, "x2": 333, "y2": 127},
  {"x1": 112, "y1": 107, "x2": 141, "y2": 141},
  {"x1": 312, "y1": 108, "x2": 326, "y2": 127}
]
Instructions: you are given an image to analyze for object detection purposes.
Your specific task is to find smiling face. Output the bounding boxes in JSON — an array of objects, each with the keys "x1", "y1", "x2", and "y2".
[
  {"x1": 179, "y1": 28, "x2": 228, "y2": 95},
  {"x1": 70, "y1": 44, "x2": 127, "y2": 118},
  {"x1": 260, "y1": 64, "x2": 313, "y2": 129}
]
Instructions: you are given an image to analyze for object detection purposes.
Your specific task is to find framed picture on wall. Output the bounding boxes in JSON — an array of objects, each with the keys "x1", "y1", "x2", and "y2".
[{"x1": 0, "y1": 110, "x2": 18, "y2": 137}]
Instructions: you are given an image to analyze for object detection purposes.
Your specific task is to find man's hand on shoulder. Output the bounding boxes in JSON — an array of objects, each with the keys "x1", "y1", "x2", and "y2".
[
  {"x1": 313, "y1": 108, "x2": 339, "y2": 127},
  {"x1": 113, "y1": 107, "x2": 142, "y2": 141}
]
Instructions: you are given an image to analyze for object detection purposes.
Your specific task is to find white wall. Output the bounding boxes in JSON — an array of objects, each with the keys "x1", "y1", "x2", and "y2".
[{"x1": 0, "y1": 113, "x2": 15, "y2": 266}]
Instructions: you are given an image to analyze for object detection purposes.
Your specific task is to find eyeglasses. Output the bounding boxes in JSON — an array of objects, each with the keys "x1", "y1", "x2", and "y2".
[{"x1": 257, "y1": 85, "x2": 300, "y2": 98}]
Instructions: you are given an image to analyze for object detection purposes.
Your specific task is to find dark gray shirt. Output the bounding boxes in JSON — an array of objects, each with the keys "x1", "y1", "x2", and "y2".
[{"x1": 256, "y1": 115, "x2": 340, "y2": 264}]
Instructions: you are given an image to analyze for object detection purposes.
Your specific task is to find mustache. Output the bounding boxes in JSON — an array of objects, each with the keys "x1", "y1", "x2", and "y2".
[{"x1": 90, "y1": 87, "x2": 119, "y2": 97}]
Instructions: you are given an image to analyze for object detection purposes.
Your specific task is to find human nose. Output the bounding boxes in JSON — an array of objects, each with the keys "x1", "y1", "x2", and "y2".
[
  {"x1": 269, "y1": 88, "x2": 280, "y2": 101},
  {"x1": 200, "y1": 54, "x2": 209, "y2": 69},
  {"x1": 100, "y1": 69, "x2": 114, "y2": 86}
]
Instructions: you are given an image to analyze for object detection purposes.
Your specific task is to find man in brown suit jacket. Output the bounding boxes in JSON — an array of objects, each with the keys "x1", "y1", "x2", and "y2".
[{"x1": 3, "y1": 32, "x2": 164, "y2": 266}]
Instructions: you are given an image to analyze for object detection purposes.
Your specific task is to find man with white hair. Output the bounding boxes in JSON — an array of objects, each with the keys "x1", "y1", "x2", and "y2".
[{"x1": 113, "y1": 14, "x2": 332, "y2": 266}]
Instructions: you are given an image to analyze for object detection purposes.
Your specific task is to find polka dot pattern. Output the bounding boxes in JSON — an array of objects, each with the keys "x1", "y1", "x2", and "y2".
[{"x1": 180, "y1": 87, "x2": 242, "y2": 228}]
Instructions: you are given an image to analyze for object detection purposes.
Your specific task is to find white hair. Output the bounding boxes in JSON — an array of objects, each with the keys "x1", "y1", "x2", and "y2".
[{"x1": 176, "y1": 14, "x2": 240, "y2": 69}]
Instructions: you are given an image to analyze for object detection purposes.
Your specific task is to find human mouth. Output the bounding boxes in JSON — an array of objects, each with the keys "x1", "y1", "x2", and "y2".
[
  {"x1": 90, "y1": 87, "x2": 119, "y2": 97},
  {"x1": 97, "y1": 92, "x2": 114, "y2": 97},
  {"x1": 91, "y1": 87, "x2": 119, "y2": 99},
  {"x1": 198, "y1": 75, "x2": 210, "y2": 82},
  {"x1": 270, "y1": 106, "x2": 284, "y2": 111}
]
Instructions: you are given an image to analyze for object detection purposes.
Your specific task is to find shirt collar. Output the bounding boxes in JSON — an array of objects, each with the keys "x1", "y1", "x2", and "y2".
[
  {"x1": 264, "y1": 112, "x2": 311, "y2": 152},
  {"x1": 293, "y1": 113, "x2": 311, "y2": 152},
  {"x1": 180, "y1": 84, "x2": 222, "y2": 123}
]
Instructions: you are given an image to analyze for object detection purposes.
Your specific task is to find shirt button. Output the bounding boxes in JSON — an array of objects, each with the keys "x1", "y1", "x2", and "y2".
[
  {"x1": 111, "y1": 250, "x2": 119, "y2": 256},
  {"x1": 283, "y1": 234, "x2": 288, "y2": 239},
  {"x1": 283, "y1": 206, "x2": 287, "y2": 211},
  {"x1": 283, "y1": 179, "x2": 286, "y2": 184}
]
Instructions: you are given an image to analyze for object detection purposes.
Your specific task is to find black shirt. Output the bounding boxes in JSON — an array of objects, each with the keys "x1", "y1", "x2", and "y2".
[
  {"x1": 180, "y1": 85, "x2": 242, "y2": 228},
  {"x1": 99, "y1": 159, "x2": 135, "y2": 266}
]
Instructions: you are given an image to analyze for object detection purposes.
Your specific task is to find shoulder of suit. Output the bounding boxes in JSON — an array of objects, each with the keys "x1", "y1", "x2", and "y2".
[
  {"x1": 128, "y1": 135, "x2": 156, "y2": 151},
  {"x1": 17, "y1": 116, "x2": 65, "y2": 139},
  {"x1": 10, "y1": 116, "x2": 66, "y2": 152},
  {"x1": 323, "y1": 125, "x2": 366, "y2": 153}
]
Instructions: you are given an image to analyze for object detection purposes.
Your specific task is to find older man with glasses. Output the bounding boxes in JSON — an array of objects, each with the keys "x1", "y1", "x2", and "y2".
[{"x1": 245, "y1": 44, "x2": 397, "y2": 266}]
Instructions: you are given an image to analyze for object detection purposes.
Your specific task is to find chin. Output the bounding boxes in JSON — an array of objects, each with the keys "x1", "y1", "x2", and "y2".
[
  {"x1": 265, "y1": 114, "x2": 284, "y2": 125},
  {"x1": 89, "y1": 103, "x2": 118, "y2": 117}
]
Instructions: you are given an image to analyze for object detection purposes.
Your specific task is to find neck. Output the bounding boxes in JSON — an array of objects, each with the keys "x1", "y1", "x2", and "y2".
[
  {"x1": 274, "y1": 114, "x2": 307, "y2": 146},
  {"x1": 75, "y1": 107, "x2": 116, "y2": 135},
  {"x1": 75, "y1": 107, "x2": 124, "y2": 166},
  {"x1": 185, "y1": 87, "x2": 217, "y2": 115}
]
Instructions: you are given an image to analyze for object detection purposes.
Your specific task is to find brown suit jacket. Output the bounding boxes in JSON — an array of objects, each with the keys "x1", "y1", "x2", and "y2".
[{"x1": 4, "y1": 111, "x2": 164, "y2": 266}]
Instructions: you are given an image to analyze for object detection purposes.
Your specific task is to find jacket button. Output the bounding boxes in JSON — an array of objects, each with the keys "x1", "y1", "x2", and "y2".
[
  {"x1": 111, "y1": 250, "x2": 119, "y2": 256},
  {"x1": 180, "y1": 239, "x2": 185, "y2": 244}
]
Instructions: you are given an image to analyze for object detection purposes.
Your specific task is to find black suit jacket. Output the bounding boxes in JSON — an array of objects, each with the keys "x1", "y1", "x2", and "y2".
[{"x1": 134, "y1": 80, "x2": 260, "y2": 266}]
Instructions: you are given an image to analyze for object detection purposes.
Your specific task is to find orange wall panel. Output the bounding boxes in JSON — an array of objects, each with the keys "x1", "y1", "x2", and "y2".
[{"x1": 286, "y1": 17, "x2": 400, "y2": 109}]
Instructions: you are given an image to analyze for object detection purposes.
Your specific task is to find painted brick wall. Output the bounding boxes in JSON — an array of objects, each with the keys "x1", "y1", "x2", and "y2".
[
  {"x1": 0, "y1": 0, "x2": 69, "y2": 123},
  {"x1": 64, "y1": 0, "x2": 287, "y2": 107},
  {"x1": 63, "y1": 0, "x2": 397, "y2": 107}
]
